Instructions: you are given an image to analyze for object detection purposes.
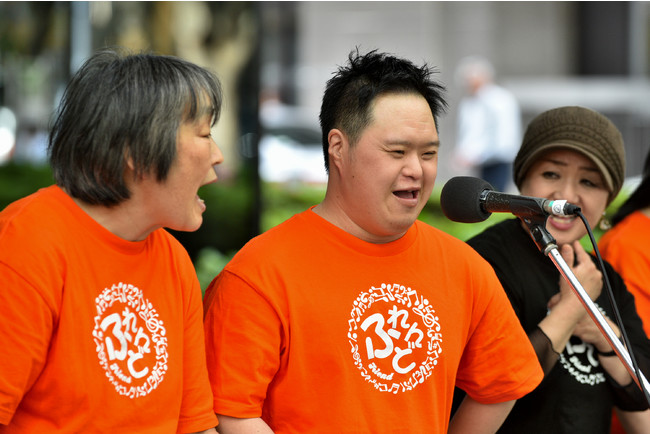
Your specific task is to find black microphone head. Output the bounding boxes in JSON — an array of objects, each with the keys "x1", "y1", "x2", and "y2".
[{"x1": 440, "y1": 176, "x2": 494, "y2": 223}]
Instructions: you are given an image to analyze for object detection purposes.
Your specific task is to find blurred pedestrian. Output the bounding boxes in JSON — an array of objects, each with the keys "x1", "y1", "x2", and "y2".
[{"x1": 454, "y1": 55, "x2": 521, "y2": 192}]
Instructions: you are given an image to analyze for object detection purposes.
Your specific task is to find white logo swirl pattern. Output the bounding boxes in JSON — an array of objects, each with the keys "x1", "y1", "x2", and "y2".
[
  {"x1": 92, "y1": 282, "x2": 168, "y2": 398},
  {"x1": 348, "y1": 283, "x2": 443, "y2": 394}
]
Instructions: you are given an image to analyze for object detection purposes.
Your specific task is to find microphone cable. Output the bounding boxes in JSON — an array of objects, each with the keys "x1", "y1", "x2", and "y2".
[{"x1": 577, "y1": 210, "x2": 650, "y2": 406}]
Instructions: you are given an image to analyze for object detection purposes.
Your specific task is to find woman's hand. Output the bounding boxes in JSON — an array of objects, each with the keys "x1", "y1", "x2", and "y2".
[
  {"x1": 540, "y1": 241, "x2": 604, "y2": 355},
  {"x1": 553, "y1": 241, "x2": 603, "y2": 320},
  {"x1": 573, "y1": 312, "x2": 619, "y2": 351}
]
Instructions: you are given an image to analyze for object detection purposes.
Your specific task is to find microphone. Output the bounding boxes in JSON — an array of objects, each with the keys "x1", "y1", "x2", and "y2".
[{"x1": 440, "y1": 176, "x2": 581, "y2": 223}]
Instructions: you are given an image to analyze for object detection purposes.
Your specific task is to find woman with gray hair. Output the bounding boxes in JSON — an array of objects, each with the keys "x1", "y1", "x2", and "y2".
[{"x1": 0, "y1": 48, "x2": 224, "y2": 433}]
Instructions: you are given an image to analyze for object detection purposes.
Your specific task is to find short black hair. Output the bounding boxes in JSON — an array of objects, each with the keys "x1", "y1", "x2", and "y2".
[
  {"x1": 319, "y1": 48, "x2": 447, "y2": 172},
  {"x1": 48, "y1": 48, "x2": 223, "y2": 206}
]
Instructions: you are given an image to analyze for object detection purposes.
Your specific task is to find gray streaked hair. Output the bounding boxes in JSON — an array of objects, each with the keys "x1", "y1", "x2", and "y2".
[{"x1": 48, "y1": 48, "x2": 223, "y2": 206}]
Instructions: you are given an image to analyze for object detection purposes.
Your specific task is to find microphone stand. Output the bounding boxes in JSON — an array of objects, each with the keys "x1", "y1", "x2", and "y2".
[{"x1": 521, "y1": 214, "x2": 650, "y2": 398}]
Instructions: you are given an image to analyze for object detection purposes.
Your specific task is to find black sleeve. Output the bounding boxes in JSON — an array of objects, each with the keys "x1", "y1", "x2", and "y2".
[
  {"x1": 605, "y1": 357, "x2": 650, "y2": 411},
  {"x1": 529, "y1": 326, "x2": 560, "y2": 376}
]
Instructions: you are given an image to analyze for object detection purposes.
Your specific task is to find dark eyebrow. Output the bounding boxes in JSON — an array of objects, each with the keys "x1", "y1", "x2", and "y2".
[
  {"x1": 541, "y1": 156, "x2": 599, "y2": 173},
  {"x1": 540, "y1": 157, "x2": 567, "y2": 166},
  {"x1": 385, "y1": 140, "x2": 440, "y2": 147}
]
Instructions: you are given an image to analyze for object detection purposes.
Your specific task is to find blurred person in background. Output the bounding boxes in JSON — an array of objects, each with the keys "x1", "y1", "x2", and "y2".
[
  {"x1": 453, "y1": 106, "x2": 650, "y2": 433},
  {"x1": 599, "y1": 149, "x2": 650, "y2": 434},
  {"x1": 453, "y1": 55, "x2": 521, "y2": 192},
  {"x1": 203, "y1": 49, "x2": 543, "y2": 434},
  {"x1": 0, "y1": 48, "x2": 223, "y2": 433}
]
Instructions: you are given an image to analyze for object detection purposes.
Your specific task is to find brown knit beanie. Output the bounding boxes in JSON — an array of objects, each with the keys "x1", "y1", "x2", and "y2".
[{"x1": 514, "y1": 106, "x2": 625, "y2": 202}]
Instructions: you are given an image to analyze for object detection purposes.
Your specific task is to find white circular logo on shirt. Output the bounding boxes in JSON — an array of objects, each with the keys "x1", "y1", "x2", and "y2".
[
  {"x1": 558, "y1": 303, "x2": 607, "y2": 386},
  {"x1": 348, "y1": 283, "x2": 443, "y2": 393},
  {"x1": 559, "y1": 339, "x2": 606, "y2": 386},
  {"x1": 92, "y1": 282, "x2": 168, "y2": 398}
]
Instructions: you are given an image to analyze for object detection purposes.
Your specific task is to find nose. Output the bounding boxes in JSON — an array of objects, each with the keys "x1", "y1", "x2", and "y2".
[
  {"x1": 555, "y1": 180, "x2": 580, "y2": 204},
  {"x1": 402, "y1": 153, "x2": 423, "y2": 180},
  {"x1": 211, "y1": 139, "x2": 224, "y2": 179},
  {"x1": 211, "y1": 139, "x2": 224, "y2": 166}
]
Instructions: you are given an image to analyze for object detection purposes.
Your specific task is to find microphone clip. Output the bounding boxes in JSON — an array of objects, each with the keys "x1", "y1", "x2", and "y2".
[{"x1": 520, "y1": 214, "x2": 557, "y2": 256}]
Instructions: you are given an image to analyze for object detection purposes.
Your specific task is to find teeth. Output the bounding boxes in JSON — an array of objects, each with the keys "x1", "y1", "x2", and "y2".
[{"x1": 393, "y1": 190, "x2": 417, "y2": 199}]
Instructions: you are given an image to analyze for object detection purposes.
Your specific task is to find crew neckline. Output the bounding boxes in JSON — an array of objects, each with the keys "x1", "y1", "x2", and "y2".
[{"x1": 304, "y1": 206, "x2": 418, "y2": 257}]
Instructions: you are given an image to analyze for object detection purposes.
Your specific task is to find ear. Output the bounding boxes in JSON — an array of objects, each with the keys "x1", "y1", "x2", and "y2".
[
  {"x1": 125, "y1": 151, "x2": 136, "y2": 171},
  {"x1": 328, "y1": 128, "x2": 347, "y2": 171},
  {"x1": 123, "y1": 150, "x2": 148, "y2": 182}
]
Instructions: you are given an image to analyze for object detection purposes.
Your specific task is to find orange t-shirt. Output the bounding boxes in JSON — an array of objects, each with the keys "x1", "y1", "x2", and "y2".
[
  {"x1": 599, "y1": 210, "x2": 650, "y2": 434},
  {"x1": 0, "y1": 186, "x2": 217, "y2": 433},
  {"x1": 204, "y1": 208, "x2": 543, "y2": 433},
  {"x1": 599, "y1": 211, "x2": 650, "y2": 336}
]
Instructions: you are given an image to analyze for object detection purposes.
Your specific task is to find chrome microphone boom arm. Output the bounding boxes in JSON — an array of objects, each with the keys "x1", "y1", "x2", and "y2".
[{"x1": 521, "y1": 214, "x2": 650, "y2": 399}]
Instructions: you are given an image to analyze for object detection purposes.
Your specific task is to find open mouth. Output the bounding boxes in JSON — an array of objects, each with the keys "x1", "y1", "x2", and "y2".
[
  {"x1": 550, "y1": 215, "x2": 575, "y2": 222},
  {"x1": 548, "y1": 215, "x2": 576, "y2": 230},
  {"x1": 393, "y1": 189, "x2": 419, "y2": 200},
  {"x1": 196, "y1": 194, "x2": 206, "y2": 212}
]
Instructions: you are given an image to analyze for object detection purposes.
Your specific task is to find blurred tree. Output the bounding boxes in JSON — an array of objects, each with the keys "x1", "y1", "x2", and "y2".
[{"x1": 0, "y1": 1, "x2": 264, "y2": 260}]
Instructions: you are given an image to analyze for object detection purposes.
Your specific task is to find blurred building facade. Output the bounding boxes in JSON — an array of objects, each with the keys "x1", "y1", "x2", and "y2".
[
  {"x1": 1, "y1": 1, "x2": 649, "y2": 181},
  {"x1": 261, "y1": 1, "x2": 650, "y2": 182}
]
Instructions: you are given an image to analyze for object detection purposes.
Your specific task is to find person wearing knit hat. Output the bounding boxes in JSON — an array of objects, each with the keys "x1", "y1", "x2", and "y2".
[
  {"x1": 451, "y1": 106, "x2": 650, "y2": 433},
  {"x1": 514, "y1": 105, "x2": 626, "y2": 203}
]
